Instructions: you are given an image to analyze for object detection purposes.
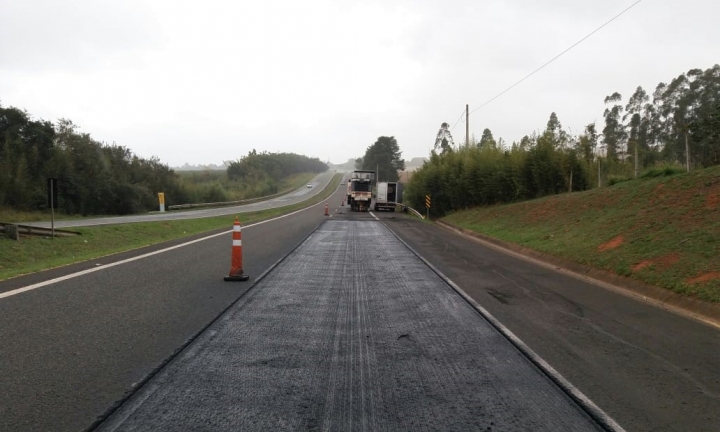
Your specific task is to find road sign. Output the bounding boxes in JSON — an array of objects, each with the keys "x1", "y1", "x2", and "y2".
[{"x1": 425, "y1": 195, "x2": 431, "y2": 209}]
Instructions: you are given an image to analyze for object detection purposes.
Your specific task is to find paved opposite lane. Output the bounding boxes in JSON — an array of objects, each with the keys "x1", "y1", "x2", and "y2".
[
  {"x1": 96, "y1": 220, "x2": 608, "y2": 431},
  {"x1": 24, "y1": 171, "x2": 336, "y2": 228}
]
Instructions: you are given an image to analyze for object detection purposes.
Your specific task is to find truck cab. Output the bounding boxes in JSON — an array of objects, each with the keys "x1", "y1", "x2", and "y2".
[{"x1": 346, "y1": 170, "x2": 375, "y2": 212}]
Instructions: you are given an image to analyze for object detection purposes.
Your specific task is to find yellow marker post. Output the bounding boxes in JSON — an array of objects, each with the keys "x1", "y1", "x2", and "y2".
[{"x1": 158, "y1": 192, "x2": 165, "y2": 212}]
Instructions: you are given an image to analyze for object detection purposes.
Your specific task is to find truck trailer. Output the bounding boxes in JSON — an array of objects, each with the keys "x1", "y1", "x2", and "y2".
[
  {"x1": 346, "y1": 170, "x2": 375, "y2": 212},
  {"x1": 374, "y1": 181, "x2": 402, "y2": 211}
]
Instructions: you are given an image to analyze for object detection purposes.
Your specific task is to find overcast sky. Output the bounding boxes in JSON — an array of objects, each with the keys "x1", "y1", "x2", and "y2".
[{"x1": 1, "y1": 0, "x2": 718, "y2": 167}]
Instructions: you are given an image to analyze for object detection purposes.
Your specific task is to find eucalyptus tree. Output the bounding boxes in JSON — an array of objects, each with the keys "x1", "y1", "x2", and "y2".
[
  {"x1": 478, "y1": 128, "x2": 497, "y2": 149},
  {"x1": 691, "y1": 102, "x2": 720, "y2": 166},
  {"x1": 624, "y1": 86, "x2": 649, "y2": 177},
  {"x1": 602, "y1": 92, "x2": 625, "y2": 161},
  {"x1": 434, "y1": 122, "x2": 455, "y2": 155}
]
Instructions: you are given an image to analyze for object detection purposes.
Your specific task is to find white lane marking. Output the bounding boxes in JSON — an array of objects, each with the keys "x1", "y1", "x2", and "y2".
[
  {"x1": 0, "y1": 196, "x2": 335, "y2": 300},
  {"x1": 383, "y1": 224, "x2": 627, "y2": 432},
  {"x1": 369, "y1": 211, "x2": 379, "y2": 221},
  {"x1": 448, "y1": 274, "x2": 626, "y2": 431}
]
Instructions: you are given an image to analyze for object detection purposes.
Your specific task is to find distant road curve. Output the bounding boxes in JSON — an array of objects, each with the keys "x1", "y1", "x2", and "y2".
[{"x1": 25, "y1": 171, "x2": 336, "y2": 229}]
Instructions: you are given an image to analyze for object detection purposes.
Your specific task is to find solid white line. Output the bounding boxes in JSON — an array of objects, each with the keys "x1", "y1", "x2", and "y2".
[
  {"x1": 441, "y1": 276, "x2": 627, "y2": 432},
  {"x1": 368, "y1": 211, "x2": 379, "y2": 221},
  {"x1": 382, "y1": 222, "x2": 627, "y2": 432},
  {"x1": 0, "y1": 195, "x2": 334, "y2": 300}
]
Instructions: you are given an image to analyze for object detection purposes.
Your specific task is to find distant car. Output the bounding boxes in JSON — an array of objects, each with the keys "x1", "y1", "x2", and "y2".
[{"x1": 307, "y1": 184, "x2": 313, "y2": 188}]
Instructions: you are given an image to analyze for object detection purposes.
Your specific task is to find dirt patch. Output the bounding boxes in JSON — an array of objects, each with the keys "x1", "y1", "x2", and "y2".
[
  {"x1": 686, "y1": 272, "x2": 720, "y2": 284},
  {"x1": 632, "y1": 253, "x2": 680, "y2": 272},
  {"x1": 524, "y1": 200, "x2": 559, "y2": 223},
  {"x1": 598, "y1": 235, "x2": 624, "y2": 252},
  {"x1": 706, "y1": 192, "x2": 719, "y2": 210}
]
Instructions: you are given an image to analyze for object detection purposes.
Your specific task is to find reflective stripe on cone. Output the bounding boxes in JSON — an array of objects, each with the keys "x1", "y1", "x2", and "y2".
[{"x1": 224, "y1": 216, "x2": 249, "y2": 281}]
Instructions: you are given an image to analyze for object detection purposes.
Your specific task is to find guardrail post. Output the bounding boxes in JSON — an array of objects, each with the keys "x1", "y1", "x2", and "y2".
[{"x1": 6, "y1": 224, "x2": 19, "y2": 240}]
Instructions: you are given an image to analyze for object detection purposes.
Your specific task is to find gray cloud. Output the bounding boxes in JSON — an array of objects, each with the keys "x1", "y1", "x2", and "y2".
[{"x1": 0, "y1": 0, "x2": 718, "y2": 166}]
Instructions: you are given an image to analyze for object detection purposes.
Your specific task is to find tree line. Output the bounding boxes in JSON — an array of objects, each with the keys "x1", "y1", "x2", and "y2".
[
  {"x1": 0, "y1": 107, "x2": 186, "y2": 215},
  {"x1": 0, "y1": 103, "x2": 327, "y2": 215},
  {"x1": 406, "y1": 64, "x2": 720, "y2": 217},
  {"x1": 225, "y1": 150, "x2": 327, "y2": 197},
  {"x1": 602, "y1": 64, "x2": 720, "y2": 169}
]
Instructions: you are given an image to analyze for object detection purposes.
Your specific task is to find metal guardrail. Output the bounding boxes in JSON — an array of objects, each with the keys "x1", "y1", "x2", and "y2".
[
  {"x1": 0, "y1": 222, "x2": 81, "y2": 238},
  {"x1": 397, "y1": 203, "x2": 425, "y2": 219},
  {"x1": 167, "y1": 187, "x2": 295, "y2": 211}
]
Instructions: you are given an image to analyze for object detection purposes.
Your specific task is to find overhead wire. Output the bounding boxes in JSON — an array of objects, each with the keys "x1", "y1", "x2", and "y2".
[
  {"x1": 450, "y1": 109, "x2": 466, "y2": 132},
  {"x1": 467, "y1": 0, "x2": 644, "y2": 117}
]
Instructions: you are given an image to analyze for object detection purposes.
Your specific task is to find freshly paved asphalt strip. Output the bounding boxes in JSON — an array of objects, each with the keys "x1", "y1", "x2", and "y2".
[{"x1": 95, "y1": 220, "x2": 607, "y2": 431}]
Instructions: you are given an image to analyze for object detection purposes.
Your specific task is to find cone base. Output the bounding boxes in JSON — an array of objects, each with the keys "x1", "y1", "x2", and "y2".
[{"x1": 224, "y1": 273, "x2": 249, "y2": 282}]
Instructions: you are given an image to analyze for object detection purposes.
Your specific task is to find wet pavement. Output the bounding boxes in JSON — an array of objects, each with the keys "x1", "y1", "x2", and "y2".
[{"x1": 95, "y1": 220, "x2": 606, "y2": 431}]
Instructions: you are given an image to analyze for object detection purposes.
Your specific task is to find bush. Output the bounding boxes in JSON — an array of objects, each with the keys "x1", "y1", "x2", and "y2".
[
  {"x1": 607, "y1": 175, "x2": 631, "y2": 186},
  {"x1": 641, "y1": 163, "x2": 685, "y2": 179}
]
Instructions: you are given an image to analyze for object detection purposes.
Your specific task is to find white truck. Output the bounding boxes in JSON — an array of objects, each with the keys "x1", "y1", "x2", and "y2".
[
  {"x1": 374, "y1": 181, "x2": 402, "y2": 211},
  {"x1": 346, "y1": 170, "x2": 375, "y2": 212}
]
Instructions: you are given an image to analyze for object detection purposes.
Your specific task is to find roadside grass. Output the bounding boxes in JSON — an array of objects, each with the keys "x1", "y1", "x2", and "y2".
[
  {"x1": 0, "y1": 174, "x2": 341, "y2": 281},
  {"x1": 442, "y1": 165, "x2": 720, "y2": 302}
]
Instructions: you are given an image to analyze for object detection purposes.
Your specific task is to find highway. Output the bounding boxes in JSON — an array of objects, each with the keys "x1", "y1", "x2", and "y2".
[
  {"x1": 95, "y1": 219, "x2": 605, "y2": 431},
  {"x1": 22, "y1": 171, "x2": 335, "y2": 228},
  {"x1": 1, "y1": 183, "x2": 718, "y2": 431}
]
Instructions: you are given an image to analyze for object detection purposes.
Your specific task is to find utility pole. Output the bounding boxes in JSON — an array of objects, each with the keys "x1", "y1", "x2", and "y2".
[{"x1": 465, "y1": 104, "x2": 469, "y2": 147}]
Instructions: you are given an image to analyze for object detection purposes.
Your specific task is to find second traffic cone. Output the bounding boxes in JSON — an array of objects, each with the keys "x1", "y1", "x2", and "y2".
[
  {"x1": 224, "y1": 216, "x2": 249, "y2": 281},
  {"x1": 324, "y1": 203, "x2": 329, "y2": 216}
]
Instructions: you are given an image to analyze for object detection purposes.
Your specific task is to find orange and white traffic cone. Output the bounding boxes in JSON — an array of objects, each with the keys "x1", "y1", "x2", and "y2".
[
  {"x1": 224, "y1": 216, "x2": 249, "y2": 281},
  {"x1": 324, "y1": 203, "x2": 329, "y2": 216}
]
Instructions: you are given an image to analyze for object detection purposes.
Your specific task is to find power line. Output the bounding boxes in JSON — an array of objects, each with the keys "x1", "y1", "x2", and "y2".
[
  {"x1": 469, "y1": 0, "x2": 644, "y2": 116},
  {"x1": 450, "y1": 108, "x2": 466, "y2": 132}
]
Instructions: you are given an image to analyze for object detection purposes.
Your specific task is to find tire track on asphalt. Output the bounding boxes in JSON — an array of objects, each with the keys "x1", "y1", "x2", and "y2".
[{"x1": 94, "y1": 220, "x2": 611, "y2": 432}]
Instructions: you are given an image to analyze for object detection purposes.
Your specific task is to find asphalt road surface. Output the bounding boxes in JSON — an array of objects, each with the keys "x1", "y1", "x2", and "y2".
[
  {"x1": 95, "y1": 220, "x2": 606, "y2": 431},
  {"x1": 0, "y1": 190, "x2": 339, "y2": 432},
  {"x1": 371, "y1": 210, "x2": 720, "y2": 432},
  {"x1": 2, "y1": 186, "x2": 718, "y2": 432},
  {"x1": 23, "y1": 171, "x2": 336, "y2": 228}
]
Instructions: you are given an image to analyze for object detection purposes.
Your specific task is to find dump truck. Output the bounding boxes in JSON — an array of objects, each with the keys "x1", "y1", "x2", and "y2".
[
  {"x1": 346, "y1": 170, "x2": 375, "y2": 212},
  {"x1": 374, "y1": 181, "x2": 402, "y2": 211}
]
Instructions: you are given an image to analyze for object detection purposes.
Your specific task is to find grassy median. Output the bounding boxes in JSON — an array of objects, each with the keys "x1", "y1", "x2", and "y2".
[{"x1": 0, "y1": 174, "x2": 342, "y2": 281}]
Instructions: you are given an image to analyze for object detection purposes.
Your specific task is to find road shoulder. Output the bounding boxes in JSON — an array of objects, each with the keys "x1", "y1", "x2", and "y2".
[{"x1": 437, "y1": 220, "x2": 720, "y2": 329}]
